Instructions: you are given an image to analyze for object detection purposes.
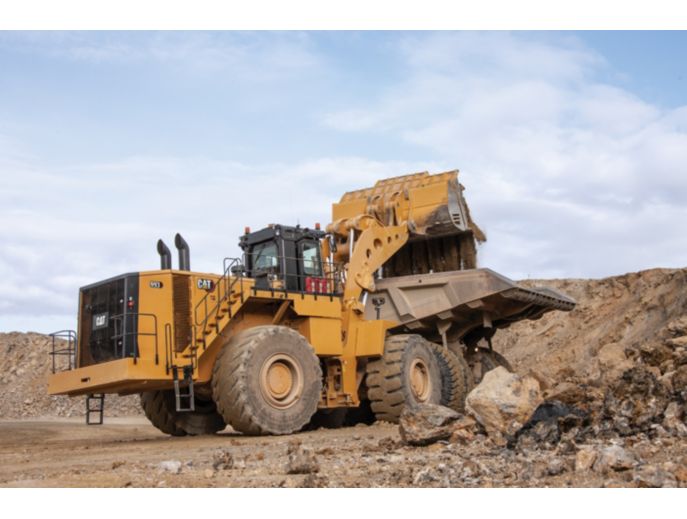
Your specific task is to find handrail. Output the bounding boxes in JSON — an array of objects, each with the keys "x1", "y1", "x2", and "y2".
[
  {"x1": 111, "y1": 312, "x2": 158, "y2": 365},
  {"x1": 242, "y1": 251, "x2": 345, "y2": 296},
  {"x1": 193, "y1": 253, "x2": 346, "y2": 351},
  {"x1": 194, "y1": 257, "x2": 242, "y2": 325},
  {"x1": 48, "y1": 330, "x2": 77, "y2": 373},
  {"x1": 193, "y1": 257, "x2": 245, "y2": 349},
  {"x1": 164, "y1": 323, "x2": 173, "y2": 374}
]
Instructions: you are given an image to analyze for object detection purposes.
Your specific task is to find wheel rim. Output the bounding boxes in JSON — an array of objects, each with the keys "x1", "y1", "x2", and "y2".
[
  {"x1": 409, "y1": 358, "x2": 432, "y2": 402},
  {"x1": 259, "y1": 353, "x2": 303, "y2": 409}
]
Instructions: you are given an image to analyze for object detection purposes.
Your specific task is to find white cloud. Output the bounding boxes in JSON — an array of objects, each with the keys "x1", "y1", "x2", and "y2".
[
  {"x1": 0, "y1": 148, "x2": 435, "y2": 331},
  {"x1": 322, "y1": 32, "x2": 687, "y2": 279}
]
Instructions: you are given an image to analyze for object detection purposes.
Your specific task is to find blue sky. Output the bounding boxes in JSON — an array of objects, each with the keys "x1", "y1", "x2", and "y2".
[{"x1": 1, "y1": 31, "x2": 687, "y2": 332}]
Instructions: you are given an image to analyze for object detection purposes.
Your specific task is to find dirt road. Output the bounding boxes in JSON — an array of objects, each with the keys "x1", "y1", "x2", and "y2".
[
  {"x1": 1, "y1": 417, "x2": 684, "y2": 488},
  {"x1": 0, "y1": 418, "x2": 402, "y2": 488}
]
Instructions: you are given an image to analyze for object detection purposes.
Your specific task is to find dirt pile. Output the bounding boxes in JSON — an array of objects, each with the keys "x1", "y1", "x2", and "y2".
[
  {"x1": 0, "y1": 332, "x2": 142, "y2": 419},
  {"x1": 493, "y1": 267, "x2": 687, "y2": 441},
  {"x1": 495, "y1": 267, "x2": 687, "y2": 385}
]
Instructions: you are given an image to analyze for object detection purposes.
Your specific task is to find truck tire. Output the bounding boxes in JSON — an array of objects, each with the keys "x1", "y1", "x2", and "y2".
[
  {"x1": 366, "y1": 334, "x2": 442, "y2": 423},
  {"x1": 212, "y1": 325, "x2": 322, "y2": 435},
  {"x1": 428, "y1": 343, "x2": 469, "y2": 412},
  {"x1": 466, "y1": 347, "x2": 513, "y2": 385},
  {"x1": 140, "y1": 390, "x2": 226, "y2": 436}
]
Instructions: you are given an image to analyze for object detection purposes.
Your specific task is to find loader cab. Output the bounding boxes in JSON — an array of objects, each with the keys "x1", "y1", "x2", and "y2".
[{"x1": 239, "y1": 224, "x2": 330, "y2": 293}]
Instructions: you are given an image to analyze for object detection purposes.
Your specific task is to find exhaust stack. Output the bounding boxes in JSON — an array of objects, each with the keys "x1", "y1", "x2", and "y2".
[
  {"x1": 174, "y1": 233, "x2": 190, "y2": 271},
  {"x1": 157, "y1": 239, "x2": 172, "y2": 269}
]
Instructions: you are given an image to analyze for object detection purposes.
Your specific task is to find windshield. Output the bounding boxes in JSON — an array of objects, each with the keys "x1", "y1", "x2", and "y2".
[{"x1": 252, "y1": 242, "x2": 279, "y2": 272}]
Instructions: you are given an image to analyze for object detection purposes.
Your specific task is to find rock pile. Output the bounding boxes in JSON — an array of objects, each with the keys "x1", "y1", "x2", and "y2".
[{"x1": 0, "y1": 332, "x2": 142, "y2": 419}]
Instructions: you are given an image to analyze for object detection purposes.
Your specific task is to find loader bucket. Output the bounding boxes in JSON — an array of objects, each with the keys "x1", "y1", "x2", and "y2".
[
  {"x1": 332, "y1": 170, "x2": 486, "y2": 275},
  {"x1": 333, "y1": 170, "x2": 485, "y2": 241}
]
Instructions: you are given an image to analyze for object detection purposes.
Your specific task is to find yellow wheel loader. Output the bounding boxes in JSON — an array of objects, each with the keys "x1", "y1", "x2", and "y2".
[{"x1": 48, "y1": 170, "x2": 575, "y2": 435}]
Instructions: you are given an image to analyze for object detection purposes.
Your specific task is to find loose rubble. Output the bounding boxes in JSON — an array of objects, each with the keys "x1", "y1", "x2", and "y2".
[
  {"x1": 157, "y1": 460, "x2": 182, "y2": 474},
  {"x1": 212, "y1": 449, "x2": 234, "y2": 471},
  {"x1": 399, "y1": 404, "x2": 461, "y2": 445},
  {"x1": 285, "y1": 442, "x2": 319, "y2": 475}
]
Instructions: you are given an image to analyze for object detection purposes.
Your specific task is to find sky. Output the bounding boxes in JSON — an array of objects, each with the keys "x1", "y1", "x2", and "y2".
[{"x1": 1, "y1": 31, "x2": 686, "y2": 333}]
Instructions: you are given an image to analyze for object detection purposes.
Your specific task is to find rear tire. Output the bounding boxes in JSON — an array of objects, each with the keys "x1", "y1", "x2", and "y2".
[
  {"x1": 212, "y1": 325, "x2": 322, "y2": 435},
  {"x1": 140, "y1": 390, "x2": 226, "y2": 436},
  {"x1": 428, "y1": 343, "x2": 469, "y2": 412},
  {"x1": 366, "y1": 334, "x2": 442, "y2": 423}
]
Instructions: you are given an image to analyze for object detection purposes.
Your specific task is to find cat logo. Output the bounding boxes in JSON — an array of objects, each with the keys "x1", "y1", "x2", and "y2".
[
  {"x1": 93, "y1": 313, "x2": 108, "y2": 330},
  {"x1": 197, "y1": 278, "x2": 214, "y2": 291}
]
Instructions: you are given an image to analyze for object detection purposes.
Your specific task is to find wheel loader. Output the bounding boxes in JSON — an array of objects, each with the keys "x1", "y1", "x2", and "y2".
[{"x1": 48, "y1": 170, "x2": 575, "y2": 435}]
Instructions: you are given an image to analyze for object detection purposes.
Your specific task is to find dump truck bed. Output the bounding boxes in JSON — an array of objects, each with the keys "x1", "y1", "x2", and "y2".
[{"x1": 365, "y1": 268, "x2": 575, "y2": 340}]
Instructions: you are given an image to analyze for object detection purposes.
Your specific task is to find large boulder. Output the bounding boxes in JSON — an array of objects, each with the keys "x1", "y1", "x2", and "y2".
[
  {"x1": 465, "y1": 366, "x2": 543, "y2": 445},
  {"x1": 399, "y1": 404, "x2": 462, "y2": 446}
]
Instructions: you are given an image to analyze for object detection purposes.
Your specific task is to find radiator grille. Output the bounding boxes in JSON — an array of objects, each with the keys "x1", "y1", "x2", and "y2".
[
  {"x1": 172, "y1": 275, "x2": 192, "y2": 352},
  {"x1": 78, "y1": 274, "x2": 138, "y2": 367}
]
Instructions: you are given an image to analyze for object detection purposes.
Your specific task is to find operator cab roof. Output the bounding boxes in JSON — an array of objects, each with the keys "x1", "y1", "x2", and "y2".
[{"x1": 239, "y1": 224, "x2": 326, "y2": 250}]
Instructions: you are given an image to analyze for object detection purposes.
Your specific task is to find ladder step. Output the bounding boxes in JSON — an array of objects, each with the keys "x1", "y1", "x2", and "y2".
[
  {"x1": 172, "y1": 366, "x2": 195, "y2": 412},
  {"x1": 85, "y1": 393, "x2": 105, "y2": 425}
]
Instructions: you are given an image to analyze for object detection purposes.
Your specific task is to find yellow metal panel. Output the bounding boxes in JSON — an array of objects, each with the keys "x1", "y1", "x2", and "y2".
[
  {"x1": 48, "y1": 357, "x2": 169, "y2": 396},
  {"x1": 247, "y1": 289, "x2": 342, "y2": 318},
  {"x1": 290, "y1": 293, "x2": 342, "y2": 318},
  {"x1": 332, "y1": 198, "x2": 367, "y2": 222},
  {"x1": 351, "y1": 319, "x2": 397, "y2": 357},
  {"x1": 138, "y1": 271, "x2": 176, "y2": 365},
  {"x1": 297, "y1": 317, "x2": 343, "y2": 356}
]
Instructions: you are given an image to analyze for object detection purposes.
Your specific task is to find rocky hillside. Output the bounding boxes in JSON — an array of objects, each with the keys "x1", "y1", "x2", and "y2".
[
  {"x1": 0, "y1": 332, "x2": 142, "y2": 419},
  {"x1": 495, "y1": 267, "x2": 687, "y2": 390}
]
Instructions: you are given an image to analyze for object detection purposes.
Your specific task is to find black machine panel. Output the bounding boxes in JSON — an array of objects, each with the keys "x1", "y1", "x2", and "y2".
[{"x1": 77, "y1": 273, "x2": 139, "y2": 367}]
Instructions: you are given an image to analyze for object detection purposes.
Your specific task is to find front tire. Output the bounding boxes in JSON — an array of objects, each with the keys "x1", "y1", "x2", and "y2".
[
  {"x1": 212, "y1": 325, "x2": 322, "y2": 435},
  {"x1": 140, "y1": 390, "x2": 226, "y2": 436}
]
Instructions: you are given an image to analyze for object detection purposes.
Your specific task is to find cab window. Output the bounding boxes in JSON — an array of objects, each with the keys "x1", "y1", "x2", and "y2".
[
  {"x1": 252, "y1": 242, "x2": 279, "y2": 272},
  {"x1": 301, "y1": 241, "x2": 322, "y2": 277}
]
